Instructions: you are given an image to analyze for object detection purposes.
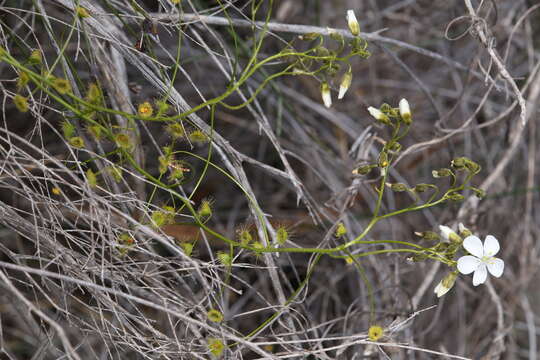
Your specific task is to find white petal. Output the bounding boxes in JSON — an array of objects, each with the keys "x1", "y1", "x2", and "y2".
[
  {"x1": 483, "y1": 235, "x2": 500, "y2": 256},
  {"x1": 457, "y1": 255, "x2": 480, "y2": 275},
  {"x1": 487, "y1": 257, "x2": 504, "y2": 277},
  {"x1": 463, "y1": 235, "x2": 484, "y2": 258},
  {"x1": 472, "y1": 264, "x2": 487, "y2": 286}
]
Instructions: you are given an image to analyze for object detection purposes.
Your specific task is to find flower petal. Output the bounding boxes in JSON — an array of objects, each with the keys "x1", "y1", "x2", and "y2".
[
  {"x1": 472, "y1": 264, "x2": 487, "y2": 286},
  {"x1": 463, "y1": 235, "x2": 484, "y2": 258},
  {"x1": 483, "y1": 235, "x2": 500, "y2": 256},
  {"x1": 457, "y1": 255, "x2": 480, "y2": 275},
  {"x1": 487, "y1": 257, "x2": 504, "y2": 277}
]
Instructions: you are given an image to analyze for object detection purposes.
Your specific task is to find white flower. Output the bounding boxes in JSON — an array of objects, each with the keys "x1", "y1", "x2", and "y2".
[
  {"x1": 321, "y1": 82, "x2": 332, "y2": 108},
  {"x1": 398, "y1": 98, "x2": 411, "y2": 124},
  {"x1": 457, "y1": 235, "x2": 505, "y2": 286},
  {"x1": 346, "y1": 10, "x2": 360, "y2": 36}
]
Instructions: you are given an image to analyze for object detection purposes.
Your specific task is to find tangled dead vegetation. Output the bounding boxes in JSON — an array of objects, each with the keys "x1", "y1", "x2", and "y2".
[{"x1": 0, "y1": 1, "x2": 539, "y2": 359}]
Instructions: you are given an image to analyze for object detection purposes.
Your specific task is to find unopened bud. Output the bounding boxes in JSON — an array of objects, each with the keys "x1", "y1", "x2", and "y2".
[
  {"x1": 471, "y1": 187, "x2": 486, "y2": 198},
  {"x1": 321, "y1": 82, "x2": 332, "y2": 108},
  {"x1": 315, "y1": 46, "x2": 330, "y2": 57},
  {"x1": 465, "y1": 160, "x2": 481, "y2": 173},
  {"x1": 413, "y1": 183, "x2": 431, "y2": 193},
  {"x1": 458, "y1": 223, "x2": 472, "y2": 238},
  {"x1": 432, "y1": 168, "x2": 452, "y2": 178},
  {"x1": 439, "y1": 225, "x2": 462, "y2": 243},
  {"x1": 434, "y1": 271, "x2": 457, "y2": 297},
  {"x1": 299, "y1": 33, "x2": 320, "y2": 41},
  {"x1": 338, "y1": 68, "x2": 352, "y2": 100},
  {"x1": 387, "y1": 183, "x2": 407, "y2": 192},
  {"x1": 329, "y1": 30, "x2": 344, "y2": 42},
  {"x1": 389, "y1": 142, "x2": 402, "y2": 152},
  {"x1": 415, "y1": 231, "x2": 440, "y2": 241},
  {"x1": 367, "y1": 107, "x2": 390, "y2": 124},
  {"x1": 447, "y1": 193, "x2": 465, "y2": 202},
  {"x1": 352, "y1": 164, "x2": 374, "y2": 175},
  {"x1": 451, "y1": 157, "x2": 467, "y2": 169},
  {"x1": 399, "y1": 98, "x2": 412, "y2": 125},
  {"x1": 346, "y1": 10, "x2": 360, "y2": 36}
]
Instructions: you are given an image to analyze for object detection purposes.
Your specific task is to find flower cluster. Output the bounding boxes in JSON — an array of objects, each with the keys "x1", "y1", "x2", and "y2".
[
  {"x1": 433, "y1": 224, "x2": 505, "y2": 297},
  {"x1": 318, "y1": 10, "x2": 367, "y2": 108}
]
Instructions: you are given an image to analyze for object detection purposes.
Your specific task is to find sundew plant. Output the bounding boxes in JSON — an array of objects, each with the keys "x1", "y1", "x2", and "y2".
[{"x1": 0, "y1": 1, "x2": 537, "y2": 359}]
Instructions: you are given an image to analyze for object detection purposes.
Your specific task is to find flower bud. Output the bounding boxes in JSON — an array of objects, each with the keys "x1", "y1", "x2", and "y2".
[
  {"x1": 434, "y1": 271, "x2": 457, "y2": 297},
  {"x1": 299, "y1": 32, "x2": 320, "y2": 41},
  {"x1": 439, "y1": 225, "x2": 462, "y2": 243},
  {"x1": 414, "y1": 231, "x2": 440, "y2": 241},
  {"x1": 399, "y1": 98, "x2": 412, "y2": 125},
  {"x1": 458, "y1": 223, "x2": 472, "y2": 238},
  {"x1": 432, "y1": 168, "x2": 452, "y2": 178},
  {"x1": 451, "y1": 157, "x2": 467, "y2": 170},
  {"x1": 346, "y1": 10, "x2": 360, "y2": 36},
  {"x1": 338, "y1": 68, "x2": 352, "y2": 100},
  {"x1": 329, "y1": 30, "x2": 344, "y2": 42},
  {"x1": 315, "y1": 46, "x2": 330, "y2": 57},
  {"x1": 352, "y1": 164, "x2": 374, "y2": 175},
  {"x1": 389, "y1": 142, "x2": 402, "y2": 152},
  {"x1": 465, "y1": 160, "x2": 481, "y2": 173},
  {"x1": 321, "y1": 82, "x2": 332, "y2": 108},
  {"x1": 471, "y1": 187, "x2": 486, "y2": 198},
  {"x1": 387, "y1": 183, "x2": 407, "y2": 192},
  {"x1": 413, "y1": 183, "x2": 431, "y2": 193},
  {"x1": 367, "y1": 107, "x2": 390, "y2": 125},
  {"x1": 447, "y1": 193, "x2": 465, "y2": 202}
]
